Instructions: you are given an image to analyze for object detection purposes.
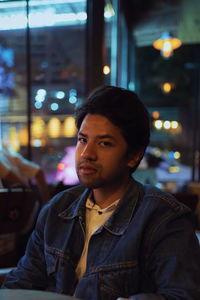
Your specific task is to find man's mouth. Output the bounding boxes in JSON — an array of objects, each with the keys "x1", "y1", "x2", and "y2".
[{"x1": 78, "y1": 163, "x2": 97, "y2": 175}]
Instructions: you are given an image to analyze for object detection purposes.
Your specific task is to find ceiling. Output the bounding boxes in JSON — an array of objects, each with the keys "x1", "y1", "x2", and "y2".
[{"x1": 122, "y1": 0, "x2": 200, "y2": 46}]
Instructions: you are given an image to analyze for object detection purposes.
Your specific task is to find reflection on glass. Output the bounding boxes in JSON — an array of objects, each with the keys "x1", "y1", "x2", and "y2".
[
  {"x1": 0, "y1": 0, "x2": 86, "y2": 186},
  {"x1": 0, "y1": 1, "x2": 27, "y2": 153}
]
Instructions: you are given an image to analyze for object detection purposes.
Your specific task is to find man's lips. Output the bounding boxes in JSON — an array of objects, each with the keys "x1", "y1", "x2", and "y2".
[{"x1": 78, "y1": 163, "x2": 97, "y2": 174}]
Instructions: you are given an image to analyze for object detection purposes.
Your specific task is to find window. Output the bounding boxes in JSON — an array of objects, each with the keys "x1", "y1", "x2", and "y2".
[{"x1": 0, "y1": 0, "x2": 86, "y2": 185}]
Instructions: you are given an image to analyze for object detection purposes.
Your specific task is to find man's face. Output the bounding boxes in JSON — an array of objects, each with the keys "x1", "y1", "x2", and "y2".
[{"x1": 75, "y1": 114, "x2": 136, "y2": 190}]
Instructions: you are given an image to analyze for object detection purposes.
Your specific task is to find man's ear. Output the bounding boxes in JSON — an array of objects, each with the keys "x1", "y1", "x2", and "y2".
[{"x1": 127, "y1": 150, "x2": 143, "y2": 168}]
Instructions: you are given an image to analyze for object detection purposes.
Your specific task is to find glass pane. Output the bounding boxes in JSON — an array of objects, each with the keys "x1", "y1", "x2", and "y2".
[
  {"x1": 29, "y1": 0, "x2": 86, "y2": 186},
  {"x1": 133, "y1": 0, "x2": 200, "y2": 192},
  {"x1": 0, "y1": 1, "x2": 28, "y2": 154},
  {"x1": 104, "y1": 0, "x2": 200, "y2": 192},
  {"x1": 104, "y1": 0, "x2": 117, "y2": 86},
  {"x1": 0, "y1": 0, "x2": 86, "y2": 188},
  {"x1": 104, "y1": 0, "x2": 129, "y2": 88}
]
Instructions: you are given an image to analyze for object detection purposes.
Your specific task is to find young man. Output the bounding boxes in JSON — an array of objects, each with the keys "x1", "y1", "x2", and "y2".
[{"x1": 2, "y1": 86, "x2": 200, "y2": 300}]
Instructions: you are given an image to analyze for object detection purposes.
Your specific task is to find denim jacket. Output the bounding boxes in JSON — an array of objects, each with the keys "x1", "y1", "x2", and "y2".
[{"x1": 2, "y1": 179, "x2": 200, "y2": 300}]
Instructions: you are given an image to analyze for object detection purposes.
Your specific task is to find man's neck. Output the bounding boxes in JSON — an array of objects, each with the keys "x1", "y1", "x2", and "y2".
[{"x1": 92, "y1": 178, "x2": 131, "y2": 209}]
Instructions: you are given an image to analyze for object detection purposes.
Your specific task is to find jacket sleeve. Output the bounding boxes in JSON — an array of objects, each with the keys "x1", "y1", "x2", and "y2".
[
  {"x1": 131, "y1": 208, "x2": 200, "y2": 300},
  {"x1": 2, "y1": 204, "x2": 51, "y2": 290}
]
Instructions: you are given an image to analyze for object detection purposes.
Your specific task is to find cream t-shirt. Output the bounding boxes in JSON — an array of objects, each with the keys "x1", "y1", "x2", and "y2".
[{"x1": 76, "y1": 197, "x2": 119, "y2": 280}]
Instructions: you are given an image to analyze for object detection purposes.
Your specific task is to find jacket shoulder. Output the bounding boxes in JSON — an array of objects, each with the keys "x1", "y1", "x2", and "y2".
[
  {"x1": 38, "y1": 185, "x2": 87, "y2": 221},
  {"x1": 50, "y1": 184, "x2": 86, "y2": 207},
  {"x1": 142, "y1": 184, "x2": 191, "y2": 214}
]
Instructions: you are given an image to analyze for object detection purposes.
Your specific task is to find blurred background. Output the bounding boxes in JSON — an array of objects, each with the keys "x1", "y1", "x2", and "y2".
[
  {"x1": 0, "y1": 0, "x2": 200, "y2": 193},
  {"x1": 1, "y1": 0, "x2": 200, "y2": 271}
]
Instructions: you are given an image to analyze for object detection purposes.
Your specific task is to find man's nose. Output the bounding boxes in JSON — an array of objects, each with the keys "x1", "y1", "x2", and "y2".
[{"x1": 81, "y1": 143, "x2": 97, "y2": 161}]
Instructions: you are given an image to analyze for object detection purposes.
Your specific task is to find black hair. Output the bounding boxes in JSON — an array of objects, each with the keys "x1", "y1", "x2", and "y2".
[{"x1": 75, "y1": 85, "x2": 150, "y2": 172}]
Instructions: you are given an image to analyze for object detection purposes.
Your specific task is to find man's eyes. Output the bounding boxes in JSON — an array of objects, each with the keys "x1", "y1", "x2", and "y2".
[
  {"x1": 78, "y1": 137, "x2": 87, "y2": 143},
  {"x1": 77, "y1": 137, "x2": 113, "y2": 147},
  {"x1": 99, "y1": 141, "x2": 113, "y2": 147}
]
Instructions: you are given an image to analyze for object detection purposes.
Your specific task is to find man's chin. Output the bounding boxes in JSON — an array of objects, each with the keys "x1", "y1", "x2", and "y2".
[
  {"x1": 78, "y1": 178, "x2": 102, "y2": 189},
  {"x1": 80, "y1": 182, "x2": 100, "y2": 189}
]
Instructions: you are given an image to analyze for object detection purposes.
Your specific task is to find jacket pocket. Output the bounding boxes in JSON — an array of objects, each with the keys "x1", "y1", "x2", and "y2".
[
  {"x1": 45, "y1": 247, "x2": 58, "y2": 275},
  {"x1": 97, "y1": 261, "x2": 140, "y2": 299},
  {"x1": 44, "y1": 246, "x2": 77, "y2": 295}
]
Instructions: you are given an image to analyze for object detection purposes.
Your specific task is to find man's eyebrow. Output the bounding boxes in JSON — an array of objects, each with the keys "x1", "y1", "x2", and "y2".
[
  {"x1": 78, "y1": 131, "x2": 87, "y2": 137},
  {"x1": 78, "y1": 132, "x2": 115, "y2": 140},
  {"x1": 96, "y1": 135, "x2": 115, "y2": 140}
]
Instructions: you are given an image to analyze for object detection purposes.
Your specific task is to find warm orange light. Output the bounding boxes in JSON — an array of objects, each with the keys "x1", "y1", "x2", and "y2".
[
  {"x1": 168, "y1": 166, "x2": 180, "y2": 173},
  {"x1": 103, "y1": 65, "x2": 110, "y2": 75},
  {"x1": 48, "y1": 117, "x2": 61, "y2": 138},
  {"x1": 153, "y1": 32, "x2": 182, "y2": 58},
  {"x1": 161, "y1": 82, "x2": 175, "y2": 94},
  {"x1": 171, "y1": 121, "x2": 179, "y2": 129},
  {"x1": 19, "y1": 127, "x2": 29, "y2": 146},
  {"x1": 8, "y1": 127, "x2": 20, "y2": 151},
  {"x1": 32, "y1": 117, "x2": 46, "y2": 138},
  {"x1": 162, "y1": 82, "x2": 172, "y2": 94},
  {"x1": 57, "y1": 162, "x2": 66, "y2": 171},
  {"x1": 63, "y1": 116, "x2": 76, "y2": 137},
  {"x1": 164, "y1": 82, "x2": 171, "y2": 93},
  {"x1": 152, "y1": 111, "x2": 160, "y2": 119}
]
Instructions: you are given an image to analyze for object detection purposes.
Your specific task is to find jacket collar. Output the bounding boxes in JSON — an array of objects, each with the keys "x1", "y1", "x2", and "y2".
[
  {"x1": 103, "y1": 179, "x2": 143, "y2": 235},
  {"x1": 58, "y1": 179, "x2": 143, "y2": 236},
  {"x1": 58, "y1": 187, "x2": 89, "y2": 220}
]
